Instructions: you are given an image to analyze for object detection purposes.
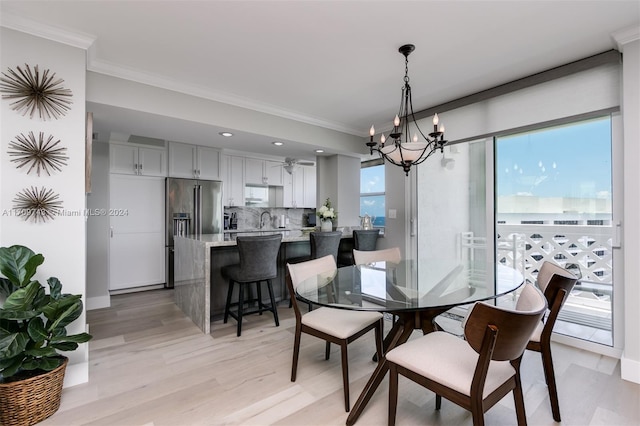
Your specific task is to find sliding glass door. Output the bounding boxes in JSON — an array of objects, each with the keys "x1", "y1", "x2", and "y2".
[{"x1": 495, "y1": 116, "x2": 615, "y2": 346}]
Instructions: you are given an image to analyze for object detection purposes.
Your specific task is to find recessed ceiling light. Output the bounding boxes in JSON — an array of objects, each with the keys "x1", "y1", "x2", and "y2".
[
  {"x1": 315, "y1": 149, "x2": 324, "y2": 153},
  {"x1": 272, "y1": 141, "x2": 284, "y2": 146},
  {"x1": 219, "y1": 132, "x2": 233, "y2": 137}
]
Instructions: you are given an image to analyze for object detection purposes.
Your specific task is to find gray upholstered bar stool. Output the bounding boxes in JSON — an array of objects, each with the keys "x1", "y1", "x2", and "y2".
[{"x1": 222, "y1": 234, "x2": 282, "y2": 336}]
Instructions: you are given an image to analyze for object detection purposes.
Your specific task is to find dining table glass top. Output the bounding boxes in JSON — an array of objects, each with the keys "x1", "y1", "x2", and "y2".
[{"x1": 295, "y1": 259, "x2": 524, "y2": 313}]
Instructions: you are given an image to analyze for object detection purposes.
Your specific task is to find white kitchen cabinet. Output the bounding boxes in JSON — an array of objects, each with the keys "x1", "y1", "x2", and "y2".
[
  {"x1": 302, "y1": 165, "x2": 317, "y2": 207},
  {"x1": 222, "y1": 154, "x2": 245, "y2": 206},
  {"x1": 168, "y1": 142, "x2": 221, "y2": 180},
  {"x1": 110, "y1": 143, "x2": 166, "y2": 176},
  {"x1": 245, "y1": 158, "x2": 283, "y2": 186},
  {"x1": 283, "y1": 166, "x2": 316, "y2": 208},
  {"x1": 109, "y1": 174, "x2": 165, "y2": 291}
]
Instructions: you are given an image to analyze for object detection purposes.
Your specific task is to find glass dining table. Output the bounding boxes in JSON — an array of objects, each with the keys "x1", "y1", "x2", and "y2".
[{"x1": 294, "y1": 258, "x2": 524, "y2": 425}]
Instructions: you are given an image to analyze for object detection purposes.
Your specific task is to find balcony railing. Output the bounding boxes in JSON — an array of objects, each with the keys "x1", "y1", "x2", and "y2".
[{"x1": 463, "y1": 224, "x2": 613, "y2": 334}]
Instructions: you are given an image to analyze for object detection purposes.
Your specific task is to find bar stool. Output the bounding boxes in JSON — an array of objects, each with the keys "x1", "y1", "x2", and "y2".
[{"x1": 222, "y1": 234, "x2": 282, "y2": 336}]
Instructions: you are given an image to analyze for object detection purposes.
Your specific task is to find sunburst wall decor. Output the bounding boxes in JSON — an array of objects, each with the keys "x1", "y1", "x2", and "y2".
[
  {"x1": 8, "y1": 131, "x2": 69, "y2": 176},
  {"x1": 0, "y1": 64, "x2": 73, "y2": 120},
  {"x1": 13, "y1": 186, "x2": 63, "y2": 223}
]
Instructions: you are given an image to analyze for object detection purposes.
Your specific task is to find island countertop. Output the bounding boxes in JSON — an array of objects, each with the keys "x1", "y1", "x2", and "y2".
[
  {"x1": 172, "y1": 230, "x2": 357, "y2": 334},
  {"x1": 184, "y1": 229, "x2": 318, "y2": 247}
]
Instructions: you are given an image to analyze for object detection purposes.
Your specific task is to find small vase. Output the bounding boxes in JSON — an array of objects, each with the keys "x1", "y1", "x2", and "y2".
[{"x1": 321, "y1": 219, "x2": 332, "y2": 232}]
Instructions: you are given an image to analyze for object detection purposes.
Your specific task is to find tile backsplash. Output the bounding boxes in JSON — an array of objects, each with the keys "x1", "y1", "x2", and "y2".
[{"x1": 224, "y1": 207, "x2": 316, "y2": 230}]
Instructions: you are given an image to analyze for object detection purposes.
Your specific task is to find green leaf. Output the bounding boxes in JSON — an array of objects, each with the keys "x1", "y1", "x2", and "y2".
[
  {"x1": 0, "y1": 277, "x2": 17, "y2": 298},
  {"x1": 27, "y1": 317, "x2": 48, "y2": 343},
  {"x1": 2, "y1": 281, "x2": 42, "y2": 311},
  {"x1": 48, "y1": 277, "x2": 62, "y2": 300},
  {"x1": 0, "y1": 331, "x2": 29, "y2": 359},
  {"x1": 21, "y1": 356, "x2": 61, "y2": 372},
  {"x1": 24, "y1": 346, "x2": 58, "y2": 357},
  {"x1": 0, "y1": 309, "x2": 39, "y2": 320},
  {"x1": 51, "y1": 332, "x2": 92, "y2": 344},
  {"x1": 42, "y1": 294, "x2": 81, "y2": 322},
  {"x1": 51, "y1": 341, "x2": 78, "y2": 351},
  {"x1": 46, "y1": 297, "x2": 83, "y2": 330},
  {"x1": 0, "y1": 355, "x2": 25, "y2": 379},
  {"x1": 0, "y1": 245, "x2": 44, "y2": 287}
]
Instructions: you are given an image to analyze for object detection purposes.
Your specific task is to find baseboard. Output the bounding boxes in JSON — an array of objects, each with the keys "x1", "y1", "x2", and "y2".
[
  {"x1": 86, "y1": 295, "x2": 110, "y2": 311},
  {"x1": 621, "y1": 353, "x2": 640, "y2": 384},
  {"x1": 109, "y1": 283, "x2": 165, "y2": 295},
  {"x1": 63, "y1": 360, "x2": 89, "y2": 388}
]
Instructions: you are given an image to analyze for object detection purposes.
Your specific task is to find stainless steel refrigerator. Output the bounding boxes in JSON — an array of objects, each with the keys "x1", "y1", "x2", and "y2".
[{"x1": 165, "y1": 177, "x2": 223, "y2": 288}]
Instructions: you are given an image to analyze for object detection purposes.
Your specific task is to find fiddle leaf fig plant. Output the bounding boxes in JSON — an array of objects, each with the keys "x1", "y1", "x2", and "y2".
[{"x1": 0, "y1": 245, "x2": 92, "y2": 382}]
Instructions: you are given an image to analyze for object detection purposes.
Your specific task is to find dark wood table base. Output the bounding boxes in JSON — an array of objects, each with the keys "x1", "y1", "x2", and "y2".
[{"x1": 346, "y1": 307, "x2": 450, "y2": 425}]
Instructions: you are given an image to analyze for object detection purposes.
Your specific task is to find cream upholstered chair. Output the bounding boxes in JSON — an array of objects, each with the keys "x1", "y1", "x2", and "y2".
[
  {"x1": 387, "y1": 283, "x2": 547, "y2": 426},
  {"x1": 286, "y1": 255, "x2": 384, "y2": 412},
  {"x1": 352, "y1": 247, "x2": 401, "y2": 265},
  {"x1": 528, "y1": 261, "x2": 578, "y2": 422}
]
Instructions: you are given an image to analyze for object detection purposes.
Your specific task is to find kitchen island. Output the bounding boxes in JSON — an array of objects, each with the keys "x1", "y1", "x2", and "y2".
[{"x1": 174, "y1": 230, "x2": 353, "y2": 334}]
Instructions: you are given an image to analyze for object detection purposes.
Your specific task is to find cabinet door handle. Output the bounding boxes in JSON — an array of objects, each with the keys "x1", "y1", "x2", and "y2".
[
  {"x1": 139, "y1": 163, "x2": 143, "y2": 174},
  {"x1": 110, "y1": 227, "x2": 114, "y2": 238},
  {"x1": 134, "y1": 163, "x2": 138, "y2": 174}
]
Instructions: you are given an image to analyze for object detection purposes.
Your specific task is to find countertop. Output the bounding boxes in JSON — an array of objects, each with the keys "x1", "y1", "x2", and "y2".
[{"x1": 178, "y1": 230, "x2": 343, "y2": 247}]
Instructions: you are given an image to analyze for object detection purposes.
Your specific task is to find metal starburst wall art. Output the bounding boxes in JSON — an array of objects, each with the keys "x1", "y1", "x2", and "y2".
[
  {"x1": 8, "y1": 131, "x2": 69, "y2": 176},
  {"x1": 0, "y1": 64, "x2": 73, "y2": 120},
  {"x1": 13, "y1": 186, "x2": 63, "y2": 223}
]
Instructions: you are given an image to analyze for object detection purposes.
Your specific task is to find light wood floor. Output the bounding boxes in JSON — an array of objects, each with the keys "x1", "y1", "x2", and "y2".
[{"x1": 42, "y1": 289, "x2": 640, "y2": 426}]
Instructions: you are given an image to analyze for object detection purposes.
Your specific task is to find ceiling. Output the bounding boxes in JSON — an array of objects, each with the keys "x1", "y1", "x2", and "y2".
[{"x1": 1, "y1": 1, "x2": 638, "y2": 160}]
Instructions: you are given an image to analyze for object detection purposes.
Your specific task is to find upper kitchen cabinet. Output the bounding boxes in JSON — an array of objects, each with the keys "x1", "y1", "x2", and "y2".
[
  {"x1": 110, "y1": 143, "x2": 167, "y2": 177},
  {"x1": 168, "y1": 142, "x2": 221, "y2": 180},
  {"x1": 245, "y1": 158, "x2": 284, "y2": 186},
  {"x1": 283, "y1": 166, "x2": 316, "y2": 208},
  {"x1": 222, "y1": 154, "x2": 245, "y2": 206}
]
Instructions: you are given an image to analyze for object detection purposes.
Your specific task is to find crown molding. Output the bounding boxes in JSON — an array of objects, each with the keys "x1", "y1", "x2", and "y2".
[
  {"x1": 612, "y1": 25, "x2": 640, "y2": 51},
  {"x1": 1, "y1": 11, "x2": 95, "y2": 50}
]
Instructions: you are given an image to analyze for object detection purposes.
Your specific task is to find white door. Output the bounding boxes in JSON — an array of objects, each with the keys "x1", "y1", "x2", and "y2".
[{"x1": 109, "y1": 175, "x2": 165, "y2": 290}]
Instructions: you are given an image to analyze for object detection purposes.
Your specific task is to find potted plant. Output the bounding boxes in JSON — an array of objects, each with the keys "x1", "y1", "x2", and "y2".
[{"x1": 0, "y1": 244, "x2": 92, "y2": 426}]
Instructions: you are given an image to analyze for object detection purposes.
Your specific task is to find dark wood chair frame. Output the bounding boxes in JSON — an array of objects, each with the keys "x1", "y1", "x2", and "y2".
[
  {"x1": 286, "y1": 268, "x2": 384, "y2": 412},
  {"x1": 527, "y1": 263, "x2": 578, "y2": 422},
  {"x1": 388, "y1": 297, "x2": 546, "y2": 426}
]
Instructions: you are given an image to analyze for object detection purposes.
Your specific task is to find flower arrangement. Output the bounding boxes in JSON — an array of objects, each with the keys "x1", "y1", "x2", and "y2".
[{"x1": 316, "y1": 198, "x2": 337, "y2": 222}]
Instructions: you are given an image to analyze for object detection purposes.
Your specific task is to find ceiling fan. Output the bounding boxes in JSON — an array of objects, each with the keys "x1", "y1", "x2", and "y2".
[{"x1": 281, "y1": 157, "x2": 315, "y2": 174}]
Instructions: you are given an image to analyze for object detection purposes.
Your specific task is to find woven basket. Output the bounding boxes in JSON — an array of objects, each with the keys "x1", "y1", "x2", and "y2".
[{"x1": 0, "y1": 357, "x2": 67, "y2": 426}]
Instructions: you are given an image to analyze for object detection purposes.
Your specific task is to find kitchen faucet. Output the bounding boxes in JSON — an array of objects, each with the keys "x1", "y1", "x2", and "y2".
[{"x1": 260, "y1": 211, "x2": 272, "y2": 229}]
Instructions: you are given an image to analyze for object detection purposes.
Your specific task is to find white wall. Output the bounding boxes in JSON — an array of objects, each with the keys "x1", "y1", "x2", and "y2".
[
  {"x1": 620, "y1": 35, "x2": 640, "y2": 383},
  {"x1": 0, "y1": 28, "x2": 89, "y2": 386},
  {"x1": 86, "y1": 141, "x2": 110, "y2": 309}
]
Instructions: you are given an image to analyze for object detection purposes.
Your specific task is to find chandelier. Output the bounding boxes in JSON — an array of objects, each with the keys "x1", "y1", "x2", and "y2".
[{"x1": 366, "y1": 44, "x2": 447, "y2": 176}]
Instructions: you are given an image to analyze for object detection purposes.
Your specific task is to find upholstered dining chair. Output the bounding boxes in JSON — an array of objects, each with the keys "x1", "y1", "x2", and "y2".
[
  {"x1": 352, "y1": 247, "x2": 401, "y2": 266},
  {"x1": 286, "y1": 255, "x2": 384, "y2": 412},
  {"x1": 528, "y1": 261, "x2": 579, "y2": 422},
  {"x1": 222, "y1": 234, "x2": 282, "y2": 337},
  {"x1": 288, "y1": 231, "x2": 343, "y2": 309},
  {"x1": 387, "y1": 283, "x2": 547, "y2": 426}
]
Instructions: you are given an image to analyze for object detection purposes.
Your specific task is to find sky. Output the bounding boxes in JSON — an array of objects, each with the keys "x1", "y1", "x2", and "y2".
[{"x1": 496, "y1": 117, "x2": 612, "y2": 199}]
